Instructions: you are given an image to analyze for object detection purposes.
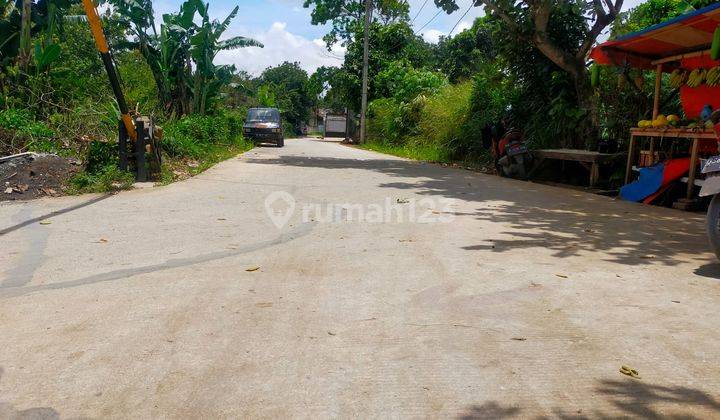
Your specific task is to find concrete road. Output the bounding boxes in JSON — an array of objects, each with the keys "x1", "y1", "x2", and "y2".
[{"x1": 1, "y1": 137, "x2": 719, "y2": 419}]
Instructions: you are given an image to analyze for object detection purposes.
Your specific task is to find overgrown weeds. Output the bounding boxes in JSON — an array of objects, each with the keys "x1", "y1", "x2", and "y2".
[{"x1": 68, "y1": 165, "x2": 135, "y2": 194}]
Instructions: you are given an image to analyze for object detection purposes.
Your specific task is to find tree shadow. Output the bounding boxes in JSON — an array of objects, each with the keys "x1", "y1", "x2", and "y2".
[
  {"x1": 458, "y1": 401, "x2": 522, "y2": 419},
  {"x1": 458, "y1": 379, "x2": 720, "y2": 419},
  {"x1": 244, "y1": 155, "x2": 711, "y2": 267},
  {"x1": 593, "y1": 379, "x2": 720, "y2": 418},
  {"x1": 458, "y1": 380, "x2": 720, "y2": 420},
  {"x1": 0, "y1": 366, "x2": 63, "y2": 420},
  {"x1": 693, "y1": 263, "x2": 720, "y2": 279}
]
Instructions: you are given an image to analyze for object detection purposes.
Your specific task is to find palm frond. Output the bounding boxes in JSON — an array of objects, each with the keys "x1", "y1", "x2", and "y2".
[
  {"x1": 216, "y1": 5, "x2": 238, "y2": 37},
  {"x1": 0, "y1": 32, "x2": 15, "y2": 51},
  {"x1": 217, "y1": 36, "x2": 263, "y2": 50}
]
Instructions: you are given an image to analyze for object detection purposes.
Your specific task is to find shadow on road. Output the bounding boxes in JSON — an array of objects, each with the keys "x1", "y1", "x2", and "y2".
[
  {"x1": 458, "y1": 379, "x2": 720, "y2": 419},
  {"x1": 0, "y1": 366, "x2": 62, "y2": 420},
  {"x1": 693, "y1": 263, "x2": 720, "y2": 279},
  {"x1": 0, "y1": 193, "x2": 114, "y2": 237},
  {"x1": 0, "y1": 222, "x2": 314, "y2": 299},
  {"x1": 244, "y1": 154, "x2": 711, "y2": 267}
]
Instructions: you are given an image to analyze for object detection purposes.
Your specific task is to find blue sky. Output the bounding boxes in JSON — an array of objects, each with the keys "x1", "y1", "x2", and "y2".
[{"x1": 153, "y1": 0, "x2": 646, "y2": 76}]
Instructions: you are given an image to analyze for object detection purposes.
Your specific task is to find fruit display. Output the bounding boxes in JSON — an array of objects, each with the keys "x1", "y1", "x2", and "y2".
[
  {"x1": 707, "y1": 66, "x2": 720, "y2": 87},
  {"x1": 687, "y1": 68, "x2": 707, "y2": 87},
  {"x1": 636, "y1": 113, "x2": 713, "y2": 131},
  {"x1": 652, "y1": 115, "x2": 668, "y2": 127},
  {"x1": 667, "y1": 66, "x2": 720, "y2": 89},
  {"x1": 670, "y1": 69, "x2": 687, "y2": 88}
]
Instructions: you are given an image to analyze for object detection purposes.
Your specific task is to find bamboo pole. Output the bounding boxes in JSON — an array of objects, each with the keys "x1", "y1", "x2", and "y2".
[{"x1": 653, "y1": 64, "x2": 662, "y2": 120}]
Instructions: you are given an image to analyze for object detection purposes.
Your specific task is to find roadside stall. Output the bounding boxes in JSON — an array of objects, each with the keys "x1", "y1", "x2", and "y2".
[{"x1": 591, "y1": 3, "x2": 720, "y2": 209}]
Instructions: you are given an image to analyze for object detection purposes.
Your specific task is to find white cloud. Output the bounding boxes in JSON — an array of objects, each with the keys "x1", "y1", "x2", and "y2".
[
  {"x1": 216, "y1": 21, "x2": 345, "y2": 76},
  {"x1": 455, "y1": 20, "x2": 472, "y2": 34},
  {"x1": 421, "y1": 29, "x2": 446, "y2": 44}
]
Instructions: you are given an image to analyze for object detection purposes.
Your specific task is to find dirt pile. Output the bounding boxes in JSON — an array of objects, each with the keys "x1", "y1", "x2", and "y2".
[{"x1": 0, "y1": 153, "x2": 80, "y2": 201}]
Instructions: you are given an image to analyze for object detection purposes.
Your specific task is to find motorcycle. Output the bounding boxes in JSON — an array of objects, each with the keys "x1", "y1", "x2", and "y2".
[
  {"x1": 494, "y1": 128, "x2": 533, "y2": 179},
  {"x1": 699, "y1": 111, "x2": 720, "y2": 258}
]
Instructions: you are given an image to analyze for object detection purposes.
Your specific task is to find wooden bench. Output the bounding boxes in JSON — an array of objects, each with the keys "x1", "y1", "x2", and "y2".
[{"x1": 532, "y1": 149, "x2": 624, "y2": 187}]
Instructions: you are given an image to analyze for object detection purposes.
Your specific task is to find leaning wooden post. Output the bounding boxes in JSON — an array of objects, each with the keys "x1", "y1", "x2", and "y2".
[
  {"x1": 687, "y1": 137, "x2": 699, "y2": 200},
  {"x1": 653, "y1": 64, "x2": 662, "y2": 119},
  {"x1": 649, "y1": 64, "x2": 663, "y2": 167},
  {"x1": 625, "y1": 134, "x2": 636, "y2": 185}
]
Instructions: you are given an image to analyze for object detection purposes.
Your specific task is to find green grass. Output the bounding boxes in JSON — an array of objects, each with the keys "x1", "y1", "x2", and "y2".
[
  {"x1": 358, "y1": 140, "x2": 452, "y2": 163},
  {"x1": 358, "y1": 140, "x2": 493, "y2": 172},
  {"x1": 68, "y1": 165, "x2": 136, "y2": 194}
]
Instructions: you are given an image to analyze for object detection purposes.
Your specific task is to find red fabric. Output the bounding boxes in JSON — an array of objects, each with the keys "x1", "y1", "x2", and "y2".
[
  {"x1": 680, "y1": 86, "x2": 720, "y2": 119},
  {"x1": 681, "y1": 55, "x2": 720, "y2": 70},
  {"x1": 641, "y1": 158, "x2": 692, "y2": 204},
  {"x1": 698, "y1": 138, "x2": 718, "y2": 154},
  {"x1": 662, "y1": 158, "x2": 692, "y2": 184},
  {"x1": 590, "y1": 45, "x2": 654, "y2": 69}
]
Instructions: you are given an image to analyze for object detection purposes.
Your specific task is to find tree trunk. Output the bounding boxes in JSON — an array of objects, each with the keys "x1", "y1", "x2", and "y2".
[{"x1": 17, "y1": 0, "x2": 32, "y2": 70}]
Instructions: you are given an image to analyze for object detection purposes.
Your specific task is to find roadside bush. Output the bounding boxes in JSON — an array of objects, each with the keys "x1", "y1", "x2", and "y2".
[
  {"x1": 414, "y1": 82, "x2": 472, "y2": 153},
  {"x1": 163, "y1": 111, "x2": 247, "y2": 158},
  {"x1": 0, "y1": 108, "x2": 58, "y2": 155},
  {"x1": 367, "y1": 97, "x2": 404, "y2": 145},
  {"x1": 69, "y1": 165, "x2": 135, "y2": 193},
  {"x1": 366, "y1": 80, "x2": 498, "y2": 165},
  {"x1": 0, "y1": 109, "x2": 54, "y2": 139},
  {"x1": 375, "y1": 60, "x2": 448, "y2": 103},
  {"x1": 86, "y1": 141, "x2": 118, "y2": 174}
]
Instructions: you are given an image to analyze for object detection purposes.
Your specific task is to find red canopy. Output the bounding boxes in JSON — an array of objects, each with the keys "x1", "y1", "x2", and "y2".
[{"x1": 591, "y1": 2, "x2": 720, "y2": 70}]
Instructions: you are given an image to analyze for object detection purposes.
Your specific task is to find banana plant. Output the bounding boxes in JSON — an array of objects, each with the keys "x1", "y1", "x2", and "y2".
[
  {"x1": 189, "y1": 2, "x2": 262, "y2": 115},
  {"x1": 157, "y1": 0, "x2": 197, "y2": 115},
  {"x1": 0, "y1": 0, "x2": 18, "y2": 57}
]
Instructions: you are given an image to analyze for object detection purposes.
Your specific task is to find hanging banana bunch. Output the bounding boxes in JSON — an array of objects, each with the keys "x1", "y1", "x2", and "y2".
[
  {"x1": 669, "y1": 69, "x2": 687, "y2": 89},
  {"x1": 706, "y1": 66, "x2": 720, "y2": 87},
  {"x1": 686, "y1": 68, "x2": 707, "y2": 88}
]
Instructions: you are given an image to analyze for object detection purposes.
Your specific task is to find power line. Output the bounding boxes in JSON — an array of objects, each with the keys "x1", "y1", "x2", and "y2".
[
  {"x1": 447, "y1": 2, "x2": 473, "y2": 37},
  {"x1": 415, "y1": 9, "x2": 442, "y2": 34},
  {"x1": 411, "y1": 0, "x2": 430, "y2": 23}
]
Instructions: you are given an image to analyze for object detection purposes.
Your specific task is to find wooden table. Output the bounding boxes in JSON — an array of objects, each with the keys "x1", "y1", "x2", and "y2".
[
  {"x1": 626, "y1": 128, "x2": 717, "y2": 200},
  {"x1": 533, "y1": 149, "x2": 624, "y2": 187}
]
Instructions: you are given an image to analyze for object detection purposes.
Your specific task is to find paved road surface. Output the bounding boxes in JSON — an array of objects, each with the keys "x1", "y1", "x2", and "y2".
[{"x1": 1, "y1": 138, "x2": 719, "y2": 418}]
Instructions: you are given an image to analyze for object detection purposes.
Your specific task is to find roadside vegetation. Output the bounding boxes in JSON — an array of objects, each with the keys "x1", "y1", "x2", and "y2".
[
  {"x1": 1, "y1": 0, "x2": 716, "y2": 198},
  {"x1": 305, "y1": 0, "x2": 714, "y2": 166},
  {"x1": 0, "y1": 0, "x2": 314, "y2": 197}
]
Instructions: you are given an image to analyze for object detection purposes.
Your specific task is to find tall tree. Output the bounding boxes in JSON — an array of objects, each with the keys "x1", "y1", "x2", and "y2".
[
  {"x1": 434, "y1": 0, "x2": 626, "y2": 143},
  {"x1": 303, "y1": 0, "x2": 410, "y2": 48},
  {"x1": 260, "y1": 61, "x2": 312, "y2": 130}
]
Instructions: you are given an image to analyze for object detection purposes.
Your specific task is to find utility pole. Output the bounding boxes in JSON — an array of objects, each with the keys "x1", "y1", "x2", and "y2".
[{"x1": 359, "y1": 0, "x2": 372, "y2": 144}]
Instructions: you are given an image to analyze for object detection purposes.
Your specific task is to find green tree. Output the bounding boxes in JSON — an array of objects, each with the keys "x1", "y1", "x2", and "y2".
[
  {"x1": 375, "y1": 59, "x2": 447, "y2": 103},
  {"x1": 338, "y1": 21, "x2": 434, "y2": 110},
  {"x1": 303, "y1": 0, "x2": 410, "y2": 48},
  {"x1": 434, "y1": 18, "x2": 495, "y2": 83},
  {"x1": 433, "y1": 0, "x2": 626, "y2": 146},
  {"x1": 611, "y1": 0, "x2": 711, "y2": 37},
  {"x1": 260, "y1": 61, "x2": 312, "y2": 130}
]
